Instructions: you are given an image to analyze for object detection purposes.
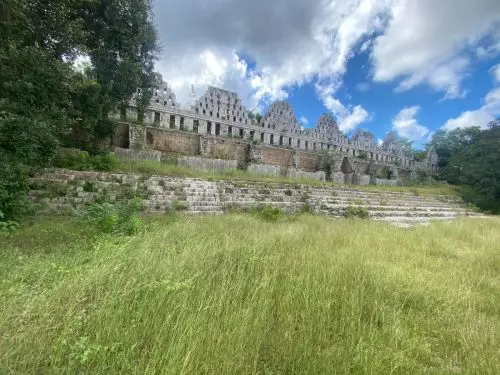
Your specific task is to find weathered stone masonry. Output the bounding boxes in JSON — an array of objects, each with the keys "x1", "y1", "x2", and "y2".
[
  {"x1": 30, "y1": 169, "x2": 480, "y2": 223},
  {"x1": 111, "y1": 83, "x2": 440, "y2": 184}
]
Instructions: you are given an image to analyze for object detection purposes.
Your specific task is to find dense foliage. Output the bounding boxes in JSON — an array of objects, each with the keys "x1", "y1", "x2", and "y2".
[
  {"x1": 432, "y1": 120, "x2": 500, "y2": 213},
  {"x1": 0, "y1": 0, "x2": 160, "y2": 221}
]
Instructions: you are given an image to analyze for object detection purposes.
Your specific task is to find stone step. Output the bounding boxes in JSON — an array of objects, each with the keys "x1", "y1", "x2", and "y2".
[
  {"x1": 188, "y1": 201, "x2": 222, "y2": 207},
  {"x1": 372, "y1": 216, "x2": 456, "y2": 223},
  {"x1": 188, "y1": 205, "x2": 223, "y2": 211},
  {"x1": 313, "y1": 191, "x2": 458, "y2": 202},
  {"x1": 319, "y1": 203, "x2": 468, "y2": 213},
  {"x1": 320, "y1": 197, "x2": 464, "y2": 206},
  {"x1": 185, "y1": 210, "x2": 224, "y2": 215},
  {"x1": 186, "y1": 196, "x2": 219, "y2": 201},
  {"x1": 368, "y1": 211, "x2": 457, "y2": 218}
]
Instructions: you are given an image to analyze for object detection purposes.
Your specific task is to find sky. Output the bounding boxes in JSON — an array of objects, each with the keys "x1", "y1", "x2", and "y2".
[{"x1": 153, "y1": 0, "x2": 500, "y2": 148}]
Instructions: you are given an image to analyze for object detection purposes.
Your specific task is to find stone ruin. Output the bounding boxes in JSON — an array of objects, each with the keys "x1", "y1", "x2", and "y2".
[{"x1": 110, "y1": 83, "x2": 439, "y2": 185}]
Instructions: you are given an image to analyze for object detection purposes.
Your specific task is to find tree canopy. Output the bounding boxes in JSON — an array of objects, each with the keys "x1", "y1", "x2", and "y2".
[
  {"x1": 431, "y1": 120, "x2": 500, "y2": 213},
  {"x1": 0, "y1": 0, "x2": 160, "y2": 220}
]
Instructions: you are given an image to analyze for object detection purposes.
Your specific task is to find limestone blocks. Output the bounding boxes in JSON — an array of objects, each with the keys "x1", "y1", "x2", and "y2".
[{"x1": 260, "y1": 101, "x2": 301, "y2": 134}]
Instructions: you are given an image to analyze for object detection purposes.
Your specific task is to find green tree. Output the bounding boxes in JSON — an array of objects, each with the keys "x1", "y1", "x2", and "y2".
[
  {"x1": 0, "y1": 0, "x2": 160, "y2": 220},
  {"x1": 431, "y1": 122, "x2": 500, "y2": 213}
]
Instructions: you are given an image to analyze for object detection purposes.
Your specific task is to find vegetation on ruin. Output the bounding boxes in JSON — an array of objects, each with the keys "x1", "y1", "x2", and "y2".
[
  {"x1": 113, "y1": 158, "x2": 459, "y2": 196},
  {"x1": 1, "y1": 214, "x2": 499, "y2": 373}
]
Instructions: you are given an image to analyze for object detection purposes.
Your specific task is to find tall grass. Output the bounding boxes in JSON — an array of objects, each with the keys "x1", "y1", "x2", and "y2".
[
  {"x1": 115, "y1": 159, "x2": 458, "y2": 196},
  {"x1": 1, "y1": 215, "x2": 498, "y2": 373}
]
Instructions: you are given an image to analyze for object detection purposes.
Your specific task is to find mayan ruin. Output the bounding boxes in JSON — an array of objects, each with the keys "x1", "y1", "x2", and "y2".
[{"x1": 110, "y1": 83, "x2": 439, "y2": 186}]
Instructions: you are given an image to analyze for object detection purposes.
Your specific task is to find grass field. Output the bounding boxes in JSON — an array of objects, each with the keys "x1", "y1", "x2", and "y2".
[
  {"x1": 115, "y1": 159, "x2": 458, "y2": 196},
  {"x1": 1, "y1": 215, "x2": 499, "y2": 374}
]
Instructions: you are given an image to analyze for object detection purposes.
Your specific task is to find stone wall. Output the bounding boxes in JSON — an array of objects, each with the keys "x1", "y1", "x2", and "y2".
[
  {"x1": 257, "y1": 146, "x2": 294, "y2": 168},
  {"x1": 202, "y1": 137, "x2": 250, "y2": 167},
  {"x1": 146, "y1": 128, "x2": 200, "y2": 156},
  {"x1": 287, "y1": 168, "x2": 326, "y2": 182},
  {"x1": 178, "y1": 156, "x2": 238, "y2": 172},
  {"x1": 114, "y1": 147, "x2": 161, "y2": 162},
  {"x1": 376, "y1": 178, "x2": 398, "y2": 186},
  {"x1": 129, "y1": 126, "x2": 146, "y2": 150},
  {"x1": 247, "y1": 164, "x2": 285, "y2": 177},
  {"x1": 295, "y1": 151, "x2": 319, "y2": 172},
  {"x1": 29, "y1": 170, "x2": 468, "y2": 222}
]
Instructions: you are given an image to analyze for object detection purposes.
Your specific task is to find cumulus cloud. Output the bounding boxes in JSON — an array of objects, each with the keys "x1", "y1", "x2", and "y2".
[
  {"x1": 443, "y1": 87, "x2": 500, "y2": 130},
  {"x1": 299, "y1": 116, "x2": 309, "y2": 126},
  {"x1": 372, "y1": 0, "x2": 500, "y2": 98},
  {"x1": 153, "y1": 0, "x2": 391, "y2": 126},
  {"x1": 339, "y1": 106, "x2": 370, "y2": 132},
  {"x1": 392, "y1": 106, "x2": 431, "y2": 142},
  {"x1": 317, "y1": 82, "x2": 370, "y2": 131},
  {"x1": 355, "y1": 82, "x2": 370, "y2": 92},
  {"x1": 153, "y1": 0, "x2": 500, "y2": 132},
  {"x1": 491, "y1": 64, "x2": 500, "y2": 83}
]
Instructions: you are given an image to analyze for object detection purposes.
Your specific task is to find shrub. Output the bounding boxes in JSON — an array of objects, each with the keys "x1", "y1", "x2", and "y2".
[
  {"x1": 54, "y1": 149, "x2": 117, "y2": 172},
  {"x1": 82, "y1": 198, "x2": 144, "y2": 235},
  {"x1": 83, "y1": 181, "x2": 97, "y2": 193},
  {"x1": 299, "y1": 203, "x2": 314, "y2": 214},
  {"x1": 171, "y1": 200, "x2": 188, "y2": 211},
  {"x1": 0, "y1": 211, "x2": 20, "y2": 234},
  {"x1": 344, "y1": 205, "x2": 369, "y2": 219},
  {"x1": 91, "y1": 153, "x2": 118, "y2": 171},
  {"x1": 254, "y1": 205, "x2": 282, "y2": 222},
  {"x1": 0, "y1": 157, "x2": 32, "y2": 221},
  {"x1": 54, "y1": 148, "x2": 92, "y2": 170},
  {"x1": 284, "y1": 189, "x2": 293, "y2": 196}
]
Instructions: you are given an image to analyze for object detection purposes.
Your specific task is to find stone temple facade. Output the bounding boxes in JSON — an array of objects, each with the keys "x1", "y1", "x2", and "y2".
[{"x1": 119, "y1": 83, "x2": 439, "y2": 181}]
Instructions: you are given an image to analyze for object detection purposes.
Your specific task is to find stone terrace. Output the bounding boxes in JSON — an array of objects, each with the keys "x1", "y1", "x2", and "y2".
[{"x1": 29, "y1": 169, "x2": 482, "y2": 225}]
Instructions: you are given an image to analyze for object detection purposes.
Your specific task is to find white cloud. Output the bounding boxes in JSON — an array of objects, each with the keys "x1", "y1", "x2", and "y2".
[
  {"x1": 317, "y1": 82, "x2": 370, "y2": 131},
  {"x1": 152, "y1": 0, "x2": 500, "y2": 131},
  {"x1": 339, "y1": 105, "x2": 370, "y2": 132},
  {"x1": 490, "y1": 64, "x2": 500, "y2": 83},
  {"x1": 392, "y1": 106, "x2": 431, "y2": 142},
  {"x1": 442, "y1": 110, "x2": 494, "y2": 130},
  {"x1": 443, "y1": 87, "x2": 500, "y2": 130},
  {"x1": 299, "y1": 116, "x2": 309, "y2": 125},
  {"x1": 355, "y1": 82, "x2": 370, "y2": 92},
  {"x1": 372, "y1": 0, "x2": 500, "y2": 98},
  {"x1": 153, "y1": 0, "x2": 391, "y2": 116}
]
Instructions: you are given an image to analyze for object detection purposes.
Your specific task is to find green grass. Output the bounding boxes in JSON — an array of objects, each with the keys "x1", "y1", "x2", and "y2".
[
  {"x1": 114, "y1": 159, "x2": 458, "y2": 196},
  {"x1": 1, "y1": 215, "x2": 499, "y2": 374}
]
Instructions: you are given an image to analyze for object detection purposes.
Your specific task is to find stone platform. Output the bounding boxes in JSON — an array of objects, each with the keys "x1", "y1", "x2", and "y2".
[{"x1": 29, "y1": 169, "x2": 482, "y2": 225}]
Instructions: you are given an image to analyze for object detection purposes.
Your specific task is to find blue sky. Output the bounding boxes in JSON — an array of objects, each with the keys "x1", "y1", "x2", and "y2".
[{"x1": 153, "y1": 0, "x2": 500, "y2": 149}]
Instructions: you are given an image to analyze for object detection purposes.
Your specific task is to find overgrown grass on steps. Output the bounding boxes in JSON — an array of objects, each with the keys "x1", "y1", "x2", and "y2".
[
  {"x1": 114, "y1": 159, "x2": 458, "y2": 196},
  {"x1": 1, "y1": 215, "x2": 498, "y2": 373}
]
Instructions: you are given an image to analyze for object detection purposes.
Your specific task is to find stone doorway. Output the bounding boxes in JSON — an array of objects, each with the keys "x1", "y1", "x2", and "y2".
[
  {"x1": 340, "y1": 157, "x2": 353, "y2": 174},
  {"x1": 341, "y1": 157, "x2": 354, "y2": 184}
]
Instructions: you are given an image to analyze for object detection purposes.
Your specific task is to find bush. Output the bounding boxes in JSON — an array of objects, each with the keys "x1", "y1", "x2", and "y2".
[
  {"x1": 0, "y1": 156, "x2": 32, "y2": 221},
  {"x1": 0, "y1": 211, "x2": 20, "y2": 234},
  {"x1": 253, "y1": 205, "x2": 282, "y2": 222},
  {"x1": 91, "y1": 153, "x2": 118, "y2": 171},
  {"x1": 54, "y1": 148, "x2": 118, "y2": 172},
  {"x1": 54, "y1": 148, "x2": 92, "y2": 170},
  {"x1": 299, "y1": 203, "x2": 313, "y2": 214},
  {"x1": 171, "y1": 200, "x2": 188, "y2": 211},
  {"x1": 344, "y1": 205, "x2": 369, "y2": 219},
  {"x1": 82, "y1": 198, "x2": 144, "y2": 235}
]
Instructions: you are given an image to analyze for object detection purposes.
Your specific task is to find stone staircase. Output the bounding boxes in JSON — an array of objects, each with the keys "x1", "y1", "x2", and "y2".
[
  {"x1": 183, "y1": 180, "x2": 223, "y2": 215},
  {"x1": 28, "y1": 169, "x2": 482, "y2": 224}
]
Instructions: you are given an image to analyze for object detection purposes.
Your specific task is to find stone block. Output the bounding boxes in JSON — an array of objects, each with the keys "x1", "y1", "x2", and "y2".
[{"x1": 114, "y1": 147, "x2": 161, "y2": 162}]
